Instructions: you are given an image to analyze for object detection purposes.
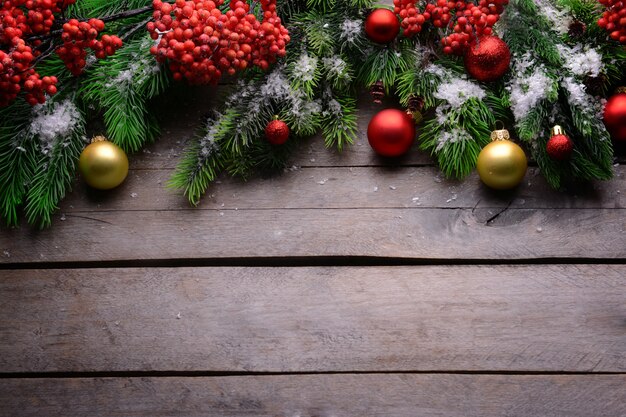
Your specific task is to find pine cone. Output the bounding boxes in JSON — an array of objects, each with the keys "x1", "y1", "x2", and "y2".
[
  {"x1": 568, "y1": 20, "x2": 587, "y2": 39},
  {"x1": 370, "y1": 80, "x2": 385, "y2": 104},
  {"x1": 407, "y1": 95, "x2": 424, "y2": 113}
]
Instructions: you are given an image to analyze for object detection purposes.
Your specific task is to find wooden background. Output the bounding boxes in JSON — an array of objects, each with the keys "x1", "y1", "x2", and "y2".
[{"x1": 1, "y1": 83, "x2": 625, "y2": 415}]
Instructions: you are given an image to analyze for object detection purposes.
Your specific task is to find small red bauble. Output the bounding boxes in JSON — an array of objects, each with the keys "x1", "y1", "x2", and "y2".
[
  {"x1": 603, "y1": 91, "x2": 626, "y2": 142},
  {"x1": 265, "y1": 119, "x2": 290, "y2": 145},
  {"x1": 365, "y1": 9, "x2": 400, "y2": 44},
  {"x1": 367, "y1": 109, "x2": 415, "y2": 157},
  {"x1": 464, "y1": 36, "x2": 511, "y2": 82},
  {"x1": 546, "y1": 126, "x2": 574, "y2": 161}
]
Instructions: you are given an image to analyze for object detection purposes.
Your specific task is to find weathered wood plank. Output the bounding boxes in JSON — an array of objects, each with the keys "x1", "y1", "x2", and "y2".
[
  {"x1": 1, "y1": 208, "x2": 625, "y2": 263},
  {"x1": 1, "y1": 265, "x2": 624, "y2": 373},
  {"x1": 1, "y1": 374, "x2": 625, "y2": 417},
  {"x1": 59, "y1": 166, "x2": 626, "y2": 213}
]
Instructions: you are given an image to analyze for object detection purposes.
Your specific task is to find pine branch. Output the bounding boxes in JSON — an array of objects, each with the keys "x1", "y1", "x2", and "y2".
[
  {"x1": 0, "y1": 102, "x2": 37, "y2": 226},
  {"x1": 25, "y1": 104, "x2": 86, "y2": 228},
  {"x1": 321, "y1": 95, "x2": 358, "y2": 151},
  {"x1": 419, "y1": 98, "x2": 494, "y2": 178},
  {"x1": 80, "y1": 35, "x2": 170, "y2": 152},
  {"x1": 168, "y1": 111, "x2": 235, "y2": 205}
]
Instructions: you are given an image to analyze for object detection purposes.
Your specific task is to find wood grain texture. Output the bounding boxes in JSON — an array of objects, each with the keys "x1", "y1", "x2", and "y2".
[
  {"x1": 1, "y1": 265, "x2": 624, "y2": 373},
  {"x1": 1, "y1": 207, "x2": 625, "y2": 264},
  {"x1": 57, "y1": 166, "x2": 626, "y2": 213},
  {"x1": 1, "y1": 374, "x2": 625, "y2": 417}
]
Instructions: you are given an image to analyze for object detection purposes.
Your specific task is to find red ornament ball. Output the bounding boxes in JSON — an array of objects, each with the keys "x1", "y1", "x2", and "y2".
[
  {"x1": 367, "y1": 109, "x2": 415, "y2": 157},
  {"x1": 603, "y1": 91, "x2": 626, "y2": 142},
  {"x1": 265, "y1": 119, "x2": 290, "y2": 145},
  {"x1": 464, "y1": 36, "x2": 511, "y2": 82},
  {"x1": 365, "y1": 9, "x2": 400, "y2": 44},
  {"x1": 547, "y1": 134, "x2": 574, "y2": 161}
]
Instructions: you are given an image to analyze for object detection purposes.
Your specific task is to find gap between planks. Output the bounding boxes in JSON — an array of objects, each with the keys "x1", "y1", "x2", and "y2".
[
  {"x1": 1, "y1": 256, "x2": 626, "y2": 270},
  {"x1": 2, "y1": 370, "x2": 626, "y2": 379}
]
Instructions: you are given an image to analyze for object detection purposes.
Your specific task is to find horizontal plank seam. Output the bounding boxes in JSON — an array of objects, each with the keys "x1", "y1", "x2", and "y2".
[
  {"x1": 1, "y1": 257, "x2": 626, "y2": 270},
  {"x1": 45, "y1": 207, "x2": 626, "y2": 215},
  {"x1": 1, "y1": 370, "x2": 625, "y2": 379}
]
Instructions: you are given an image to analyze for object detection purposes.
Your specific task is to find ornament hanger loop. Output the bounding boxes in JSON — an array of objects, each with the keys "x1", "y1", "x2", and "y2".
[{"x1": 491, "y1": 122, "x2": 510, "y2": 141}]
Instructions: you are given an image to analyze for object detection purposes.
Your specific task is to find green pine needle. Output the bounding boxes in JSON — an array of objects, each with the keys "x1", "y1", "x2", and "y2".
[
  {"x1": 25, "y1": 106, "x2": 87, "y2": 228},
  {"x1": 321, "y1": 96, "x2": 358, "y2": 151}
]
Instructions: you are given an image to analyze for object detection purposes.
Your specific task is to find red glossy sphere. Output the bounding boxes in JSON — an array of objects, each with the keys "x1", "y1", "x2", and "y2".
[
  {"x1": 546, "y1": 134, "x2": 574, "y2": 161},
  {"x1": 367, "y1": 109, "x2": 415, "y2": 157},
  {"x1": 265, "y1": 119, "x2": 290, "y2": 145},
  {"x1": 603, "y1": 92, "x2": 626, "y2": 142},
  {"x1": 464, "y1": 36, "x2": 511, "y2": 82},
  {"x1": 365, "y1": 9, "x2": 400, "y2": 44}
]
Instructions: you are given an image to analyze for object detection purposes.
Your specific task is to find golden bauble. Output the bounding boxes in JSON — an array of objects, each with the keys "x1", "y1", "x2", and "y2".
[
  {"x1": 477, "y1": 136, "x2": 527, "y2": 190},
  {"x1": 79, "y1": 137, "x2": 129, "y2": 190}
]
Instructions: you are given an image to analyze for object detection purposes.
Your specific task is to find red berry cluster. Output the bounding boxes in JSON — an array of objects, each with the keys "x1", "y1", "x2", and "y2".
[
  {"x1": 393, "y1": 0, "x2": 508, "y2": 55},
  {"x1": 57, "y1": 18, "x2": 123, "y2": 75},
  {"x1": 147, "y1": 0, "x2": 290, "y2": 84},
  {"x1": 0, "y1": 39, "x2": 57, "y2": 106},
  {"x1": 0, "y1": 0, "x2": 122, "y2": 107},
  {"x1": 598, "y1": 0, "x2": 626, "y2": 44}
]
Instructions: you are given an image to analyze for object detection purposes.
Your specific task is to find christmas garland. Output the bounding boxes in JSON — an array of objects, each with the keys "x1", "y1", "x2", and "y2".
[{"x1": 1, "y1": 0, "x2": 625, "y2": 227}]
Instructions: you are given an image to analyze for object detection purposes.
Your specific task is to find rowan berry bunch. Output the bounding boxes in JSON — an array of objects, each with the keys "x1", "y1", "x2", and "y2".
[
  {"x1": 598, "y1": 0, "x2": 626, "y2": 44},
  {"x1": 147, "y1": 0, "x2": 290, "y2": 84},
  {"x1": 57, "y1": 18, "x2": 123, "y2": 76},
  {"x1": 0, "y1": 0, "x2": 121, "y2": 107},
  {"x1": 393, "y1": 0, "x2": 508, "y2": 55}
]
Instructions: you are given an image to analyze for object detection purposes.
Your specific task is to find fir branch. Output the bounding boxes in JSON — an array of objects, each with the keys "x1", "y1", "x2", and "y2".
[
  {"x1": 25, "y1": 105, "x2": 86, "y2": 228},
  {"x1": 321, "y1": 95, "x2": 358, "y2": 151},
  {"x1": 397, "y1": 67, "x2": 440, "y2": 110},
  {"x1": 419, "y1": 98, "x2": 494, "y2": 178},
  {"x1": 297, "y1": 10, "x2": 340, "y2": 56},
  {"x1": 168, "y1": 112, "x2": 233, "y2": 206},
  {"x1": 80, "y1": 35, "x2": 170, "y2": 152},
  {"x1": 0, "y1": 102, "x2": 37, "y2": 226},
  {"x1": 288, "y1": 52, "x2": 322, "y2": 99}
]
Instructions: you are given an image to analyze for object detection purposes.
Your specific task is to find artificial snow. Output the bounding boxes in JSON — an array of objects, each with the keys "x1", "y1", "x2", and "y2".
[
  {"x1": 562, "y1": 77, "x2": 589, "y2": 108},
  {"x1": 507, "y1": 60, "x2": 554, "y2": 121},
  {"x1": 427, "y1": 64, "x2": 486, "y2": 109},
  {"x1": 322, "y1": 56, "x2": 348, "y2": 80},
  {"x1": 292, "y1": 53, "x2": 318, "y2": 82},
  {"x1": 198, "y1": 114, "x2": 222, "y2": 162},
  {"x1": 558, "y1": 45, "x2": 603, "y2": 78},
  {"x1": 325, "y1": 98, "x2": 342, "y2": 116},
  {"x1": 435, "y1": 128, "x2": 473, "y2": 152},
  {"x1": 30, "y1": 100, "x2": 81, "y2": 155},
  {"x1": 533, "y1": 0, "x2": 572, "y2": 35},
  {"x1": 435, "y1": 79, "x2": 486, "y2": 109},
  {"x1": 340, "y1": 19, "x2": 362, "y2": 43}
]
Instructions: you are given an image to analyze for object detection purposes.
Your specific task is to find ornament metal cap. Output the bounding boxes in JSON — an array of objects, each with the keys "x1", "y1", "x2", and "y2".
[
  {"x1": 490, "y1": 128, "x2": 510, "y2": 141},
  {"x1": 91, "y1": 135, "x2": 107, "y2": 143},
  {"x1": 551, "y1": 125, "x2": 565, "y2": 136},
  {"x1": 616, "y1": 86, "x2": 626, "y2": 94}
]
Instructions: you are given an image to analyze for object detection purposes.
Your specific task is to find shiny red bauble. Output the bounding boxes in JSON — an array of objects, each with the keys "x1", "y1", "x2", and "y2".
[
  {"x1": 603, "y1": 92, "x2": 626, "y2": 142},
  {"x1": 546, "y1": 134, "x2": 574, "y2": 161},
  {"x1": 367, "y1": 109, "x2": 415, "y2": 157},
  {"x1": 365, "y1": 9, "x2": 400, "y2": 44},
  {"x1": 464, "y1": 36, "x2": 511, "y2": 82},
  {"x1": 265, "y1": 119, "x2": 290, "y2": 145}
]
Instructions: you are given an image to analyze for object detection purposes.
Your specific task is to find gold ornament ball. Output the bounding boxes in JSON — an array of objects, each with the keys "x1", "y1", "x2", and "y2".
[
  {"x1": 79, "y1": 137, "x2": 129, "y2": 190},
  {"x1": 477, "y1": 135, "x2": 527, "y2": 190}
]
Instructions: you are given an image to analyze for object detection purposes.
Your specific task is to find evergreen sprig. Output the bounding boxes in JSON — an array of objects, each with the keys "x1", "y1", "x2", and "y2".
[
  {"x1": 80, "y1": 35, "x2": 170, "y2": 152},
  {"x1": 25, "y1": 104, "x2": 86, "y2": 228},
  {"x1": 0, "y1": 102, "x2": 38, "y2": 226}
]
